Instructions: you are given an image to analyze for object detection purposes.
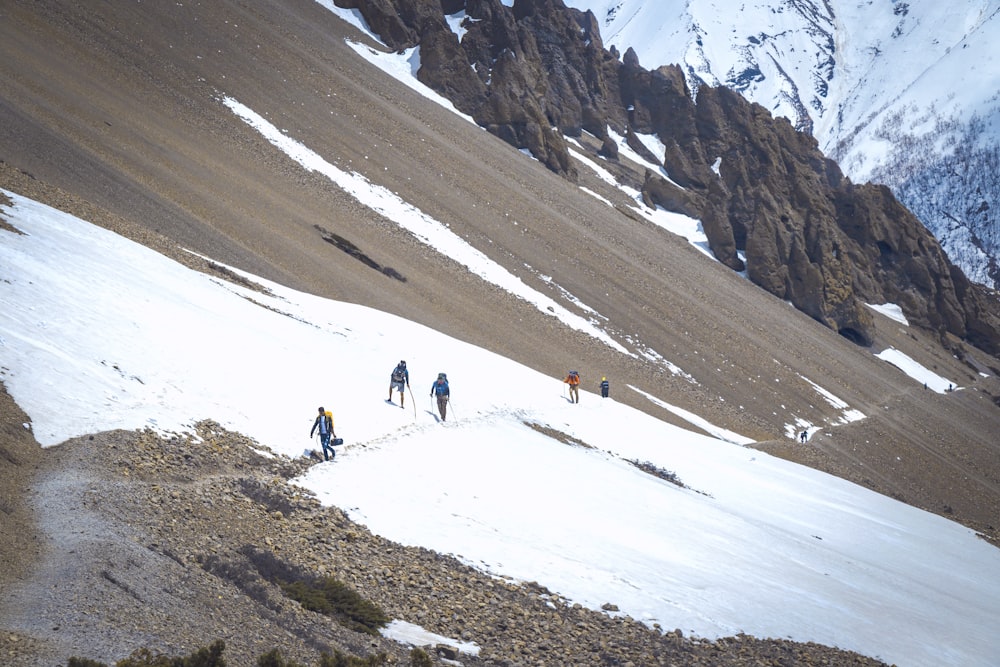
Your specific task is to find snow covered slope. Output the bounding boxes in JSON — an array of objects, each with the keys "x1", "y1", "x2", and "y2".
[{"x1": 4, "y1": 189, "x2": 1000, "y2": 667}]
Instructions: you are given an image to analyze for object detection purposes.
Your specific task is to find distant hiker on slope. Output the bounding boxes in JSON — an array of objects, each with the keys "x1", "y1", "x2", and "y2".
[
  {"x1": 564, "y1": 370, "x2": 581, "y2": 403},
  {"x1": 430, "y1": 372, "x2": 450, "y2": 421},
  {"x1": 310, "y1": 406, "x2": 338, "y2": 461},
  {"x1": 599, "y1": 376, "x2": 610, "y2": 398},
  {"x1": 388, "y1": 359, "x2": 410, "y2": 408}
]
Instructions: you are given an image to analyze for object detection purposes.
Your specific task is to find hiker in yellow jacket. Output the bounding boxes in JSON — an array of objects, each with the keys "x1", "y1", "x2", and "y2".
[{"x1": 310, "y1": 406, "x2": 338, "y2": 461}]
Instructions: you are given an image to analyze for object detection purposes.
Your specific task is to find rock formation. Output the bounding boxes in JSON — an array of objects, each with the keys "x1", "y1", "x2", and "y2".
[{"x1": 340, "y1": 0, "x2": 1000, "y2": 353}]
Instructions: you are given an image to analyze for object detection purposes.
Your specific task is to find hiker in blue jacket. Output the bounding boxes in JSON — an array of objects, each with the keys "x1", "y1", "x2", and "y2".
[{"x1": 430, "y1": 372, "x2": 450, "y2": 421}]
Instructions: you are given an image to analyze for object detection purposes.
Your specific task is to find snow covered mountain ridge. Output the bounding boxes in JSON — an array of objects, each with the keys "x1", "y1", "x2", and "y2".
[{"x1": 566, "y1": 0, "x2": 1000, "y2": 288}]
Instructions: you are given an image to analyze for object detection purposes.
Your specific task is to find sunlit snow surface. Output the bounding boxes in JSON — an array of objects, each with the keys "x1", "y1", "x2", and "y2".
[
  {"x1": 877, "y1": 348, "x2": 956, "y2": 393},
  {"x1": 3, "y1": 191, "x2": 999, "y2": 667}
]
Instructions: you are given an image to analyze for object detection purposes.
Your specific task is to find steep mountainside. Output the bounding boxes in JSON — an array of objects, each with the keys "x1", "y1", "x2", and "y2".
[
  {"x1": 567, "y1": 0, "x2": 1000, "y2": 289},
  {"x1": 2, "y1": 3, "x2": 1000, "y2": 663},
  {"x1": 3, "y1": 0, "x2": 1000, "y2": 663},
  {"x1": 343, "y1": 0, "x2": 1000, "y2": 354}
]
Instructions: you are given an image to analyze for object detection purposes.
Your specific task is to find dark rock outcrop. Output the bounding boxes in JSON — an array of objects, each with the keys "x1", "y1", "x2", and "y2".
[{"x1": 344, "y1": 0, "x2": 1000, "y2": 354}]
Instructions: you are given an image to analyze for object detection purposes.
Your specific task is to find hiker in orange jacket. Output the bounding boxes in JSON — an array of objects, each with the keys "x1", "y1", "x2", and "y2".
[{"x1": 564, "y1": 370, "x2": 581, "y2": 403}]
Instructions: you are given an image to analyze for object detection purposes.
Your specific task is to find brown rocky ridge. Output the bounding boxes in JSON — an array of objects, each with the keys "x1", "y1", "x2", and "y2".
[{"x1": 357, "y1": 0, "x2": 1000, "y2": 353}]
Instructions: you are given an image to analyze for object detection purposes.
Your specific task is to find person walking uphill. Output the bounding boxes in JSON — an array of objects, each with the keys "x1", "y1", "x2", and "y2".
[
  {"x1": 600, "y1": 376, "x2": 610, "y2": 398},
  {"x1": 430, "y1": 372, "x2": 450, "y2": 421},
  {"x1": 388, "y1": 359, "x2": 410, "y2": 408},
  {"x1": 310, "y1": 406, "x2": 338, "y2": 461},
  {"x1": 564, "y1": 370, "x2": 581, "y2": 403}
]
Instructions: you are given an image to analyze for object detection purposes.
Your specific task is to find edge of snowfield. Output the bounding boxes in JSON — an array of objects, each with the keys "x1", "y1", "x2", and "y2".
[{"x1": 2, "y1": 191, "x2": 999, "y2": 667}]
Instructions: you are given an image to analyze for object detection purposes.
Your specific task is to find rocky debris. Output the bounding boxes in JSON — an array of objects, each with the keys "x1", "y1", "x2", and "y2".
[
  {"x1": 0, "y1": 383, "x2": 45, "y2": 590},
  {"x1": 0, "y1": 418, "x2": 889, "y2": 666}
]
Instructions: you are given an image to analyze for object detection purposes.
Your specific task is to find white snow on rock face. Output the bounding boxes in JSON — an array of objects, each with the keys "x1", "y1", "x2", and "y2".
[{"x1": 563, "y1": 0, "x2": 1000, "y2": 289}]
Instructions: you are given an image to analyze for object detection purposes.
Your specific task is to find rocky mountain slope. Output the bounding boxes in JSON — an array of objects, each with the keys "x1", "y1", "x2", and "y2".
[
  {"x1": 2, "y1": 0, "x2": 1000, "y2": 664},
  {"x1": 566, "y1": 0, "x2": 1000, "y2": 289},
  {"x1": 348, "y1": 0, "x2": 1000, "y2": 353}
]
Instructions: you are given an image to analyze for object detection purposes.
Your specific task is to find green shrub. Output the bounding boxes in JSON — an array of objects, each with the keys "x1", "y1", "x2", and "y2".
[
  {"x1": 409, "y1": 647, "x2": 433, "y2": 667},
  {"x1": 120, "y1": 648, "x2": 172, "y2": 666},
  {"x1": 317, "y1": 650, "x2": 388, "y2": 666},
  {"x1": 280, "y1": 577, "x2": 389, "y2": 635},
  {"x1": 67, "y1": 642, "x2": 390, "y2": 667},
  {"x1": 240, "y1": 548, "x2": 389, "y2": 637},
  {"x1": 175, "y1": 640, "x2": 227, "y2": 666},
  {"x1": 68, "y1": 640, "x2": 226, "y2": 667},
  {"x1": 256, "y1": 649, "x2": 305, "y2": 667}
]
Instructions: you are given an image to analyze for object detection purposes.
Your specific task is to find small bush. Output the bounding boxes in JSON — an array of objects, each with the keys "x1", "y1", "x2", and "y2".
[
  {"x1": 175, "y1": 640, "x2": 227, "y2": 667},
  {"x1": 409, "y1": 647, "x2": 433, "y2": 667},
  {"x1": 241, "y1": 548, "x2": 389, "y2": 636},
  {"x1": 68, "y1": 640, "x2": 226, "y2": 667},
  {"x1": 318, "y1": 650, "x2": 388, "y2": 666},
  {"x1": 256, "y1": 649, "x2": 305, "y2": 667},
  {"x1": 280, "y1": 577, "x2": 390, "y2": 635},
  {"x1": 68, "y1": 643, "x2": 389, "y2": 667}
]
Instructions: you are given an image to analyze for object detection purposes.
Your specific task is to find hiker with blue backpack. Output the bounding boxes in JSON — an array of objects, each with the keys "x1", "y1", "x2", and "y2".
[{"x1": 430, "y1": 372, "x2": 450, "y2": 421}]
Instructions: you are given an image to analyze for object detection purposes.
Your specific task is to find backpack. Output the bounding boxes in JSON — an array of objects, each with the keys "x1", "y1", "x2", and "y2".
[
  {"x1": 567, "y1": 371, "x2": 580, "y2": 385},
  {"x1": 323, "y1": 411, "x2": 333, "y2": 433},
  {"x1": 391, "y1": 364, "x2": 406, "y2": 382}
]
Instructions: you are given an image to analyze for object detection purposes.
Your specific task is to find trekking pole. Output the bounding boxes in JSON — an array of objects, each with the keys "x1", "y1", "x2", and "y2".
[{"x1": 448, "y1": 397, "x2": 456, "y2": 420}]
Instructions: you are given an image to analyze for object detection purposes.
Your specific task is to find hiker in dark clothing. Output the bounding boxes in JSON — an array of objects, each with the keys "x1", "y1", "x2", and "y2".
[
  {"x1": 389, "y1": 360, "x2": 410, "y2": 407},
  {"x1": 430, "y1": 373, "x2": 450, "y2": 421},
  {"x1": 310, "y1": 406, "x2": 337, "y2": 461},
  {"x1": 600, "y1": 376, "x2": 610, "y2": 398}
]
